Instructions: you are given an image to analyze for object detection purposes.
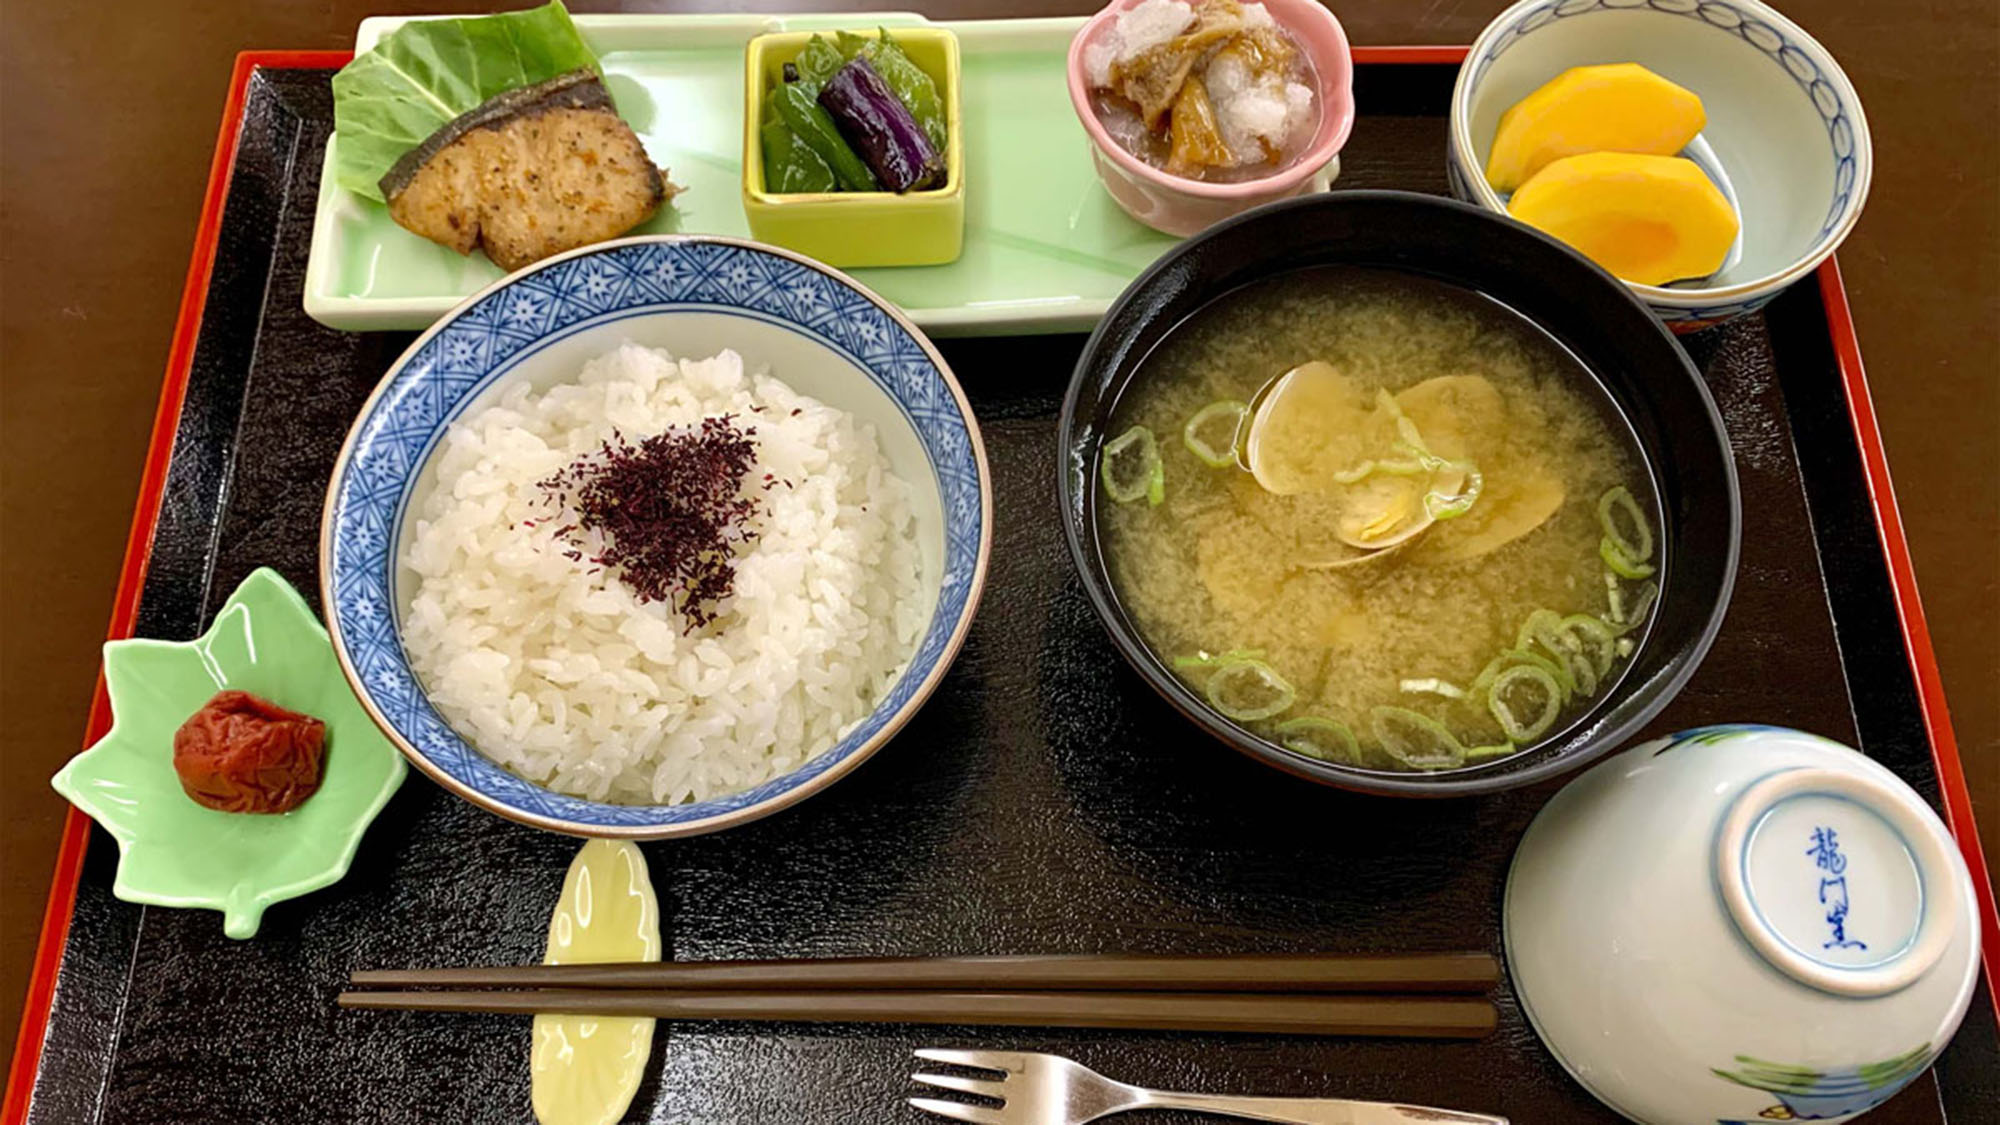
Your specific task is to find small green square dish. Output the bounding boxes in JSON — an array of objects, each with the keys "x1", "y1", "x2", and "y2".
[
  {"x1": 742, "y1": 28, "x2": 964, "y2": 267},
  {"x1": 51, "y1": 568, "x2": 407, "y2": 938}
]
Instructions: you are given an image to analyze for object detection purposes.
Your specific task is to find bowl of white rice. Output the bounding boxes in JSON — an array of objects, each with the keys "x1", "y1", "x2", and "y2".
[{"x1": 320, "y1": 236, "x2": 991, "y2": 837}]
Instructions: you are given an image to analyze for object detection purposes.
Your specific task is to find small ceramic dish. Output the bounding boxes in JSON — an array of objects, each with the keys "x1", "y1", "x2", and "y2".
[
  {"x1": 1066, "y1": 0, "x2": 1355, "y2": 237},
  {"x1": 1506, "y1": 724, "x2": 1980, "y2": 1124},
  {"x1": 1059, "y1": 191, "x2": 1739, "y2": 796},
  {"x1": 50, "y1": 568, "x2": 408, "y2": 938},
  {"x1": 321, "y1": 235, "x2": 992, "y2": 839},
  {"x1": 1448, "y1": 0, "x2": 1871, "y2": 329},
  {"x1": 741, "y1": 28, "x2": 965, "y2": 267}
]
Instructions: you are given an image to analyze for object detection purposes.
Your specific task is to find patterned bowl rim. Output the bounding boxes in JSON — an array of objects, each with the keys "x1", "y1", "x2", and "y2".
[
  {"x1": 318, "y1": 234, "x2": 993, "y2": 839},
  {"x1": 1446, "y1": 0, "x2": 1874, "y2": 306}
]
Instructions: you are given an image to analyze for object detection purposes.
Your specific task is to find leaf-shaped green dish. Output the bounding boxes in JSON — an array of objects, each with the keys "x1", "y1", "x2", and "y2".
[{"x1": 51, "y1": 568, "x2": 407, "y2": 938}]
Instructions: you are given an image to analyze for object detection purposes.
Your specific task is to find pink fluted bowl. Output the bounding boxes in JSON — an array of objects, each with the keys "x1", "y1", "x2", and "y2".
[{"x1": 1067, "y1": 0, "x2": 1356, "y2": 237}]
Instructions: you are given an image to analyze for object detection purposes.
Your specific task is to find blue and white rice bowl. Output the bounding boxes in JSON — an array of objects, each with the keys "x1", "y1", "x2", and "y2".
[
  {"x1": 321, "y1": 236, "x2": 991, "y2": 838},
  {"x1": 1448, "y1": 0, "x2": 1872, "y2": 327}
]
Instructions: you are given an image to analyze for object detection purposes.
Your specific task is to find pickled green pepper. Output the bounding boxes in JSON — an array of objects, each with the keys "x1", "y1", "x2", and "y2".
[
  {"x1": 773, "y1": 66, "x2": 878, "y2": 191},
  {"x1": 760, "y1": 94, "x2": 836, "y2": 193}
]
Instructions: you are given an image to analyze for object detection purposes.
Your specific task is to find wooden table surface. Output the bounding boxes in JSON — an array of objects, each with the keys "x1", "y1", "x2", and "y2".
[{"x1": 1, "y1": 0, "x2": 1993, "y2": 1061}]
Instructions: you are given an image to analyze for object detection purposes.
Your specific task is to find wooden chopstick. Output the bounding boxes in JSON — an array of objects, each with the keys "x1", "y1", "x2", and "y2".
[
  {"x1": 337, "y1": 987, "x2": 1497, "y2": 1039},
  {"x1": 347, "y1": 952, "x2": 1499, "y2": 994}
]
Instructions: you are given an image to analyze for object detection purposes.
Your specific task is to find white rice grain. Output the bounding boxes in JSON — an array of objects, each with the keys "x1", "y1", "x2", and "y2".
[{"x1": 402, "y1": 345, "x2": 925, "y2": 806}]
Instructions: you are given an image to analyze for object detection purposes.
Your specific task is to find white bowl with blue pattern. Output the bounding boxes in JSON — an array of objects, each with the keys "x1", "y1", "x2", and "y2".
[
  {"x1": 320, "y1": 236, "x2": 991, "y2": 838},
  {"x1": 1506, "y1": 725, "x2": 1979, "y2": 1124},
  {"x1": 1448, "y1": 0, "x2": 1872, "y2": 328}
]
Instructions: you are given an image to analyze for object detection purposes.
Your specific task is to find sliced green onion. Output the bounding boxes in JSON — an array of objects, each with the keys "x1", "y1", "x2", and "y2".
[
  {"x1": 1597, "y1": 486, "x2": 1653, "y2": 563},
  {"x1": 1514, "y1": 608, "x2": 1561, "y2": 653},
  {"x1": 1370, "y1": 389, "x2": 1482, "y2": 519},
  {"x1": 1172, "y1": 648, "x2": 1268, "y2": 671},
  {"x1": 1567, "y1": 653, "x2": 1600, "y2": 697},
  {"x1": 1464, "y1": 742, "x2": 1517, "y2": 763},
  {"x1": 1561, "y1": 614, "x2": 1618, "y2": 677},
  {"x1": 1629, "y1": 579, "x2": 1659, "y2": 622},
  {"x1": 1277, "y1": 716, "x2": 1359, "y2": 763},
  {"x1": 1516, "y1": 608, "x2": 1578, "y2": 663},
  {"x1": 1469, "y1": 653, "x2": 1508, "y2": 697},
  {"x1": 1331, "y1": 458, "x2": 1426, "y2": 484},
  {"x1": 1205, "y1": 657, "x2": 1296, "y2": 721},
  {"x1": 1369, "y1": 706, "x2": 1467, "y2": 770},
  {"x1": 1182, "y1": 400, "x2": 1247, "y2": 468},
  {"x1": 1489, "y1": 664, "x2": 1561, "y2": 743},
  {"x1": 1101, "y1": 425, "x2": 1164, "y2": 506},
  {"x1": 1400, "y1": 677, "x2": 1466, "y2": 700},
  {"x1": 1378, "y1": 390, "x2": 1425, "y2": 450},
  {"x1": 1424, "y1": 461, "x2": 1484, "y2": 521},
  {"x1": 1521, "y1": 614, "x2": 1605, "y2": 698},
  {"x1": 1609, "y1": 580, "x2": 1660, "y2": 637},
  {"x1": 1601, "y1": 535, "x2": 1656, "y2": 579},
  {"x1": 1604, "y1": 572, "x2": 1626, "y2": 626},
  {"x1": 1477, "y1": 603, "x2": 1623, "y2": 731},
  {"x1": 1473, "y1": 647, "x2": 1572, "y2": 704}
]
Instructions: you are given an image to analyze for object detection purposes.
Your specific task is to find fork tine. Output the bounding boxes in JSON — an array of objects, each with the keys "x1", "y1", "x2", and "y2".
[
  {"x1": 908, "y1": 1097, "x2": 1004, "y2": 1124},
  {"x1": 911, "y1": 1072, "x2": 1007, "y2": 1100},
  {"x1": 913, "y1": 1047, "x2": 1031, "y2": 1072}
]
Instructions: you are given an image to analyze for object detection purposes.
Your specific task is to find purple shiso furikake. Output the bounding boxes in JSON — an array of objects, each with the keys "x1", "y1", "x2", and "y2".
[{"x1": 536, "y1": 415, "x2": 787, "y2": 632}]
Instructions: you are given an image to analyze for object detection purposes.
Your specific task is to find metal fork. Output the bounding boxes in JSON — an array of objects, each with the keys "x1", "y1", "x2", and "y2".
[{"x1": 909, "y1": 1048, "x2": 1508, "y2": 1125}]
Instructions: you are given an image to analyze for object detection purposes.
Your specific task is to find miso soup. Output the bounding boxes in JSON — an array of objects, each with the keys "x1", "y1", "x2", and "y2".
[{"x1": 1095, "y1": 267, "x2": 1661, "y2": 771}]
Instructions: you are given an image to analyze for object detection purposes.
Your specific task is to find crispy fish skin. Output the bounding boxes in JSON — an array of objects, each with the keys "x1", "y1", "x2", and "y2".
[{"x1": 381, "y1": 70, "x2": 674, "y2": 273}]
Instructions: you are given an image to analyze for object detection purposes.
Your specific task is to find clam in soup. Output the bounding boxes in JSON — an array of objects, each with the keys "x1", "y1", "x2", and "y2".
[{"x1": 1095, "y1": 267, "x2": 1662, "y2": 771}]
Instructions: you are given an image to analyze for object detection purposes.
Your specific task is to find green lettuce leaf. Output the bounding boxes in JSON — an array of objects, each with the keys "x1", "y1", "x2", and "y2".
[{"x1": 331, "y1": 1, "x2": 600, "y2": 201}]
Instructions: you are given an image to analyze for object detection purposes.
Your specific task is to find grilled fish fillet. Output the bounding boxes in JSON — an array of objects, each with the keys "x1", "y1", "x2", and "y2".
[{"x1": 380, "y1": 70, "x2": 674, "y2": 273}]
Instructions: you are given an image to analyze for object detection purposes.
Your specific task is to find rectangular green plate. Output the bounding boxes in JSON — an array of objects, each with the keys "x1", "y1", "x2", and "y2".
[{"x1": 302, "y1": 11, "x2": 1183, "y2": 336}]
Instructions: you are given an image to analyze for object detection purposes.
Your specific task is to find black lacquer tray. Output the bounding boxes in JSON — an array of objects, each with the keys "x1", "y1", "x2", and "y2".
[{"x1": 15, "y1": 56, "x2": 1997, "y2": 1124}]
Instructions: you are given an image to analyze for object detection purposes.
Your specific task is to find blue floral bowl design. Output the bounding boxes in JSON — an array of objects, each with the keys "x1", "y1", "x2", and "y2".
[
  {"x1": 321, "y1": 236, "x2": 991, "y2": 837},
  {"x1": 1506, "y1": 725, "x2": 1978, "y2": 1124},
  {"x1": 1448, "y1": 0, "x2": 1872, "y2": 328}
]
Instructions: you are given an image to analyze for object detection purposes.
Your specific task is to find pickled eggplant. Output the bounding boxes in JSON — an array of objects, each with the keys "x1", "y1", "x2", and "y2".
[
  {"x1": 818, "y1": 56, "x2": 945, "y2": 193},
  {"x1": 836, "y1": 30, "x2": 948, "y2": 152}
]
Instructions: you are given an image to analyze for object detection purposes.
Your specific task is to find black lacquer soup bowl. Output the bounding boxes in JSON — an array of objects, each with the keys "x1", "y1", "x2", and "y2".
[{"x1": 1057, "y1": 191, "x2": 1741, "y2": 797}]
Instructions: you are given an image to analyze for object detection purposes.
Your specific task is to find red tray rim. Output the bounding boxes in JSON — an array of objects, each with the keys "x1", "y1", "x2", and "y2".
[{"x1": 6, "y1": 44, "x2": 1992, "y2": 1124}]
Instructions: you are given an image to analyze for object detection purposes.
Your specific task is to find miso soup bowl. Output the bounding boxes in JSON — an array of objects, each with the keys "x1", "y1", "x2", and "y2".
[
  {"x1": 1057, "y1": 191, "x2": 1741, "y2": 797},
  {"x1": 1066, "y1": 0, "x2": 1356, "y2": 238}
]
